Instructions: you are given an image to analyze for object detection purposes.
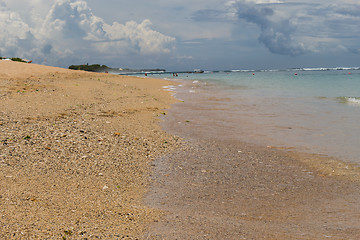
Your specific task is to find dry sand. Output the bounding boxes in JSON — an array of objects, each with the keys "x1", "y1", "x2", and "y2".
[{"x1": 0, "y1": 61, "x2": 181, "y2": 239}]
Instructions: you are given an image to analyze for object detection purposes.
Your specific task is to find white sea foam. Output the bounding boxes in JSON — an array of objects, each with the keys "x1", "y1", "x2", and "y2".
[
  {"x1": 231, "y1": 69, "x2": 255, "y2": 72},
  {"x1": 302, "y1": 67, "x2": 360, "y2": 71},
  {"x1": 303, "y1": 67, "x2": 331, "y2": 71},
  {"x1": 337, "y1": 96, "x2": 360, "y2": 106},
  {"x1": 345, "y1": 97, "x2": 360, "y2": 106},
  {"x1": 162, "y1": 85, "x2": 177, "y2": 91}
]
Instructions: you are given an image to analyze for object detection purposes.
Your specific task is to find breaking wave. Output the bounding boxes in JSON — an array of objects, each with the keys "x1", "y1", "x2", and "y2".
[{"x1": 337, "y1": 97, "x2": 360, "y2": 106}]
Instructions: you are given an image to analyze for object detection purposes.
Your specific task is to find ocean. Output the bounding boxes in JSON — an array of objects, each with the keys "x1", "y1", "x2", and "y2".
[{"x1": 142, "y1": 68, "x2": 360, "y2": 164}]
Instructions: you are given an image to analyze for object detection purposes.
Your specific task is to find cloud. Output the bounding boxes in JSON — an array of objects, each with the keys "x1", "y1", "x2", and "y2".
[
  {"x1": 103, "y1": 19, "x2": 175, "y2": 55},
  {"x1": 0, "y1": 0, "x2": 176, "y2": 66},
  {"x1": 193, "y1": 0, "x2": 360, "y2": 57},
  {"x1": 232, "y1": 1, "x2": 360, "y2": 55},
  {"x1": 0, "y1": 2, "x2": 33, "y2": 56},
  {"x1": 228, "y1": 1, "x2": 308, "y2": 56}
]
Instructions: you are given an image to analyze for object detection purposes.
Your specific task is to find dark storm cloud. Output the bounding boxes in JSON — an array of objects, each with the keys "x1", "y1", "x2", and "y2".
[
  {"x1": 191, "y1": 0, "x2": 360, "y2": 57},
  {"x1": 231, "y1": 1, "x2": 306, "y2": 56}
]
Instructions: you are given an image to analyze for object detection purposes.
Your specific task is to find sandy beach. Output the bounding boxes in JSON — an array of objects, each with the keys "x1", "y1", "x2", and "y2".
[
  {"x1": 0, "y1": 61, "x2": 181, "y2": 239},
  {"x1": 1, "y1": 61, "x2": 360, "y2": 239}
]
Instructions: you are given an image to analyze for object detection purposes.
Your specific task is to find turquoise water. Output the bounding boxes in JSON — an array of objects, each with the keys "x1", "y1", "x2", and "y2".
[{"x1": 147, "y1": 69, "x2": 360, "y2": 164}]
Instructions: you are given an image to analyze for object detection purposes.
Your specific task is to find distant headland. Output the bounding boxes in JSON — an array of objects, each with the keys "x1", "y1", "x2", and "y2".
[{"x1": 68, "y1": 64, "x2": 166, "y2": 74}]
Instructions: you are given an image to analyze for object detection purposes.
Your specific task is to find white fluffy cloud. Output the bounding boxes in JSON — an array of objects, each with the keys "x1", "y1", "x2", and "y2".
[
  {"x1": 0, "y1": 3, "x2": 32, "y2": 56},
  {"x1": 103, "y1": 19, "x2": 175, "y2": 55},
  {"x1": 0, "y1": 0, "x2": 176, "y2": 66}
]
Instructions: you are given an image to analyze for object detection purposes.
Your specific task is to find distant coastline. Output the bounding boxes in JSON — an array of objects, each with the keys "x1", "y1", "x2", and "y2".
[{"x1": 68, "y1": 63, "x2": 166, "y2": 74}]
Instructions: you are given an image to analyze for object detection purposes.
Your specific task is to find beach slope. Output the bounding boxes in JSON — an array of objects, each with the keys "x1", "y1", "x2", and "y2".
[{"x1": 0, "y1": 61, "x2": 179, "y2": 239}]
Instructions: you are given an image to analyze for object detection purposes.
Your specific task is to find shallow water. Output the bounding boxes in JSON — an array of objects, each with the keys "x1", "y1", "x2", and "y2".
[{"x1": 152, "y1": 69, "x2": 360, "y2": 164}]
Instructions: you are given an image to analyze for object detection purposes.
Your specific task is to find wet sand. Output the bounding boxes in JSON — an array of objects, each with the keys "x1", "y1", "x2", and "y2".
[{"x1": 145, "y1": 93, "x2": 360, "y2": 239}]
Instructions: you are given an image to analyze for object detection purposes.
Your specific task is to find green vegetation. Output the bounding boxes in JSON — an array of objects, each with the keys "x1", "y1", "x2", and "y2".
[
  {"x1": 10, "y1": 57, "x2": 27, "y2": 63},
  {"x1": 68, "y1": 63, "x2": 166, "y2": 73},
  {"x1": 68, "y1": 64, "x2": 111, "y2": 72},
  {"x1": 0, "y1": 56, "x2": 28, "y2": 62}
]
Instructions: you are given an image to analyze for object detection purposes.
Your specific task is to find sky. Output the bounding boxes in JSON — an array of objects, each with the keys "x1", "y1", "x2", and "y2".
[{"x1": 1, "y1": 0, "x2": 360, "y2": 71}]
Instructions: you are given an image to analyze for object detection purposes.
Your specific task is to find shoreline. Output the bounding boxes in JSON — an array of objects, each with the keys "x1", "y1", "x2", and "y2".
[
  {"x1": 158, "y1": 75, "x2": 360, "y2": 177},
  {"x1": 145, "y1": 77, "x2": 360, "y2": 239},
  {"x1": 153, "y1": 71, "x2": 360, "y2": 165},
  {"x1": 0, "y1": 61, "x2": 181, "y2": 238}
]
